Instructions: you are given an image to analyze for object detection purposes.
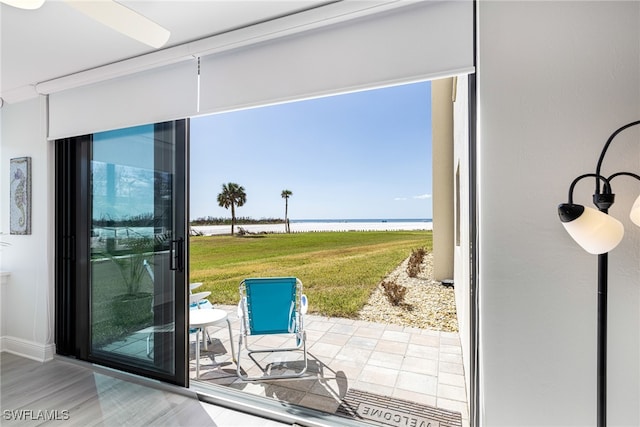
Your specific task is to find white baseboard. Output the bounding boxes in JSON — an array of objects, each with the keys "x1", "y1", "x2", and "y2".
[{"x1": 0, "y1": 336, "x2": 55, "y2": 362}]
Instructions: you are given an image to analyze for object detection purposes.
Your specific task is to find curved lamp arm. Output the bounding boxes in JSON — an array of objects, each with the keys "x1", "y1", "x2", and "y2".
[
  {"x1": 559, "y1": 174, "x2": 612, "y2": 226},
  {"x1": 607, "y1": 171, "x2": 640, "y2": 183},
  {"x1": 565, "y1": 173, "x2": 612, "y2": 205},
  {"x1": 595, "y1": 120, "x2": 640, "y2": 195}
]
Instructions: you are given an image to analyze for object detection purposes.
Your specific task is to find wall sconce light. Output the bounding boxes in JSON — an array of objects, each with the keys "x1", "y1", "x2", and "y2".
[{"x1": 557, "y1": 120, "x2": 640, "y2": 427}]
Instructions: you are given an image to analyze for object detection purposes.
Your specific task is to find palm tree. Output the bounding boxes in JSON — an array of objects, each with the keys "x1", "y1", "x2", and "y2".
[
  {"x1": 217, "y1": 182, "x2": 246, "y2": 236},
  {"x1": 281, "y1": 189, "x2": 293, "y2": 233}
]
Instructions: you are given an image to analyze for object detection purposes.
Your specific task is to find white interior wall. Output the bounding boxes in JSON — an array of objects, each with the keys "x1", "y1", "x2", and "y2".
[
  {"x1": 0, "y1": 96, "x2": 55, "y2": 361},
  {"x1": 478, "y1": 2, "x2": 640, "y2": 425}
]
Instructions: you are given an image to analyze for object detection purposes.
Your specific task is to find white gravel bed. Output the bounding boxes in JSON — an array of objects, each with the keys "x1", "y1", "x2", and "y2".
[{"x1": 357, "y1": 253, "x2": 459, "y2": 332}]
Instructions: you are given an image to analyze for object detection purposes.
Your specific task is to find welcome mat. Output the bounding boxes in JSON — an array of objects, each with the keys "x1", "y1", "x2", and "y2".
[{"x1": 336, "y1": 389, "x2": 462, "y2": 427}]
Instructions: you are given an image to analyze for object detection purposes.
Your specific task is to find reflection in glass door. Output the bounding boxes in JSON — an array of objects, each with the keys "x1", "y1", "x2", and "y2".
[
  {"x1": 55, "y1": 121, "x2": 188, "y2": 385},
  {"x1": 89, "y1": 123, "x2": 187, "y2": 381}
]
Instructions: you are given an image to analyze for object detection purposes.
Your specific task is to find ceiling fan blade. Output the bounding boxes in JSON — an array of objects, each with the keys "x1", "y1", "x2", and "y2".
[
  {"x1": 0, "y1": 0, "x2": 45, "y2": 9},
  {"x1": 65, "y1": 0, "x2": 170, "y2": 49}
]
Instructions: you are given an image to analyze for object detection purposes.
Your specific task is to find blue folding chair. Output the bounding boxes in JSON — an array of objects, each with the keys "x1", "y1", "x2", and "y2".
[{"x1": 236, "y1": 277, "x2": 308, "y2": 380}]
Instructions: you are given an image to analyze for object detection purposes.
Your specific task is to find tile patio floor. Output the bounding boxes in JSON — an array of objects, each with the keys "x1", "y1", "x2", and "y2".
[{"x1": 192, "y1": 305, "x2": 469, "y2": 426}]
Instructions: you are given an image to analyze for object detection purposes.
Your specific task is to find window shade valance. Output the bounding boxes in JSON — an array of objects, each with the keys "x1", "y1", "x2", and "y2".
[
  {"x1": 48, "y1": 60, "x2": 198, "y2": 140},
  {"x1": 198, "y1": 1, "x2": 474, "y2": 115},
  {"x1": 48, "y1": 0, "x2": 473, "y2": 139}
]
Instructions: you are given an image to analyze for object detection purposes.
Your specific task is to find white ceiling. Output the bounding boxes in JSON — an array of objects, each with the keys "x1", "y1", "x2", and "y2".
[{"x1": 0, "y1": 0, "x2": 332, "y2": 103}]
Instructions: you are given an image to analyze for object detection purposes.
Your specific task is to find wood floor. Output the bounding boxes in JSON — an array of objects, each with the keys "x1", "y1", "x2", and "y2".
[{"x1": 0, "y1": 352, "x2": 288, "y2": 426}]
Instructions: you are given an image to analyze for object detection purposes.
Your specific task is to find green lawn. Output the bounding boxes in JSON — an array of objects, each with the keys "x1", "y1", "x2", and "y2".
[{"x1": 190, "y1": 230, "x2": 432, "y2": 318}]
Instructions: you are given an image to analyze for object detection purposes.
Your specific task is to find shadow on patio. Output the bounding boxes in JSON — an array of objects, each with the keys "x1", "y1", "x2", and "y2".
[{"x1": 191, "y1": 305, "x2": 469, "y2": 426}]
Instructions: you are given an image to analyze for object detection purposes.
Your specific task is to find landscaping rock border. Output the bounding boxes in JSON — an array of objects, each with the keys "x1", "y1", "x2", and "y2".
[{"x1": 357, "y1": 253, "x2": 459, "y2": 332}]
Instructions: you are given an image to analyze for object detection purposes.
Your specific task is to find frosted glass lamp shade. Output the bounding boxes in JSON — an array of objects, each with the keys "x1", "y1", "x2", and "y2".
[
  {"x1": 630, "y1": 194, "x2": 640, "y2": 227},
  {"x1": 558, "y1": 204, "x2": 624, "y2": 254}
]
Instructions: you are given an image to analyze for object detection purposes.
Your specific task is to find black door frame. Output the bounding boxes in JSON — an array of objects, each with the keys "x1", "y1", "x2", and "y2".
[{"x1": 54, "y1": 119, "x2": 189, "y2": 386}]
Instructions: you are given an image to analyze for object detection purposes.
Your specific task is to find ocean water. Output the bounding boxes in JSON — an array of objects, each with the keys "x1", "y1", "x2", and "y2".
[{"x1": 192, "y1": 219, "x2": 432, "y2": 236}]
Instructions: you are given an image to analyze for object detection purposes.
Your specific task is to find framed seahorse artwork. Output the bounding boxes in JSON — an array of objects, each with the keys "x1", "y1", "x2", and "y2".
[{"x1": 10, "y1": 157, "x2": 31, "y2": 235}]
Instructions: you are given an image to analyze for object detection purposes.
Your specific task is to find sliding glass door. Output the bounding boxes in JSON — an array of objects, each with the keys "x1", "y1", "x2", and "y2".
[{"x1": 56, "y1": 120, "x2": 188, "y2": 385}]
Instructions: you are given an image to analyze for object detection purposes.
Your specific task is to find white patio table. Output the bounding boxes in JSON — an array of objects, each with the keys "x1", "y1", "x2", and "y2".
[{"x1": 190, "y1": 308, "x2": 235, "y2": 379}]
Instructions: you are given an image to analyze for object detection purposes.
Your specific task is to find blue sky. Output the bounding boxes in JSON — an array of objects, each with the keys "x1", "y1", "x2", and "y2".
[{"x1": 190, "y1": 81, "x2": 432, "y2": 220}]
